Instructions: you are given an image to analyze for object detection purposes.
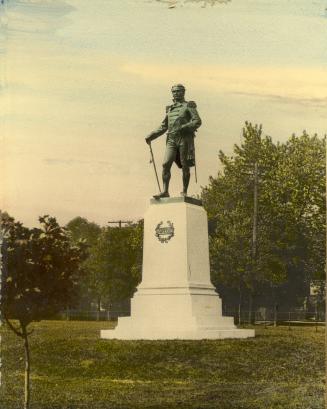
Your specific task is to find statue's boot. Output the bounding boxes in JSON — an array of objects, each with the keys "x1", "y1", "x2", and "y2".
[
  {"x1": 180, "y1": 168, "x2": 190, "y2": 197},
  {"x1": 153, "y1": 170, "x2": 171, "y2": 200},
  {"x1": 153, "y1": 191, "x2": 170, "y2": 200},
  {"x1": 153, "y1": 177, "x2": 170, "y2": 200}
]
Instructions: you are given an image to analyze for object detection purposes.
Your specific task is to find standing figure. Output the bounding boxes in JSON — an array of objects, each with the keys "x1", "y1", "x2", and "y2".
[{"x1": 145, "y1": 84, "x2": 202, "y2": 199}]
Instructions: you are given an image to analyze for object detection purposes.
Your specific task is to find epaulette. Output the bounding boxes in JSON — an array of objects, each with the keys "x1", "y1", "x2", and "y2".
[
  {"x1": 187, "y1": 101, "x2": 197, "y2": 108},
  {"x1": 166, "y1": 105, "x2": 172, "y2": 113}
]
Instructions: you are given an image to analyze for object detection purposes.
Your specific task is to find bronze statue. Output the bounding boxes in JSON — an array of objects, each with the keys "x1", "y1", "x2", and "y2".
[{"x1": 145, "y1": 84, "x2": 202, "y2": 199}]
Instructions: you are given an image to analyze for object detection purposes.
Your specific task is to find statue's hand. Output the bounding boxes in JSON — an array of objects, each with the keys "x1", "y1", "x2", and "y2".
[
  {"x1": 145, "y1": 136, "x2": 152, "y2": 145},
  {"x1": 180, "y1": 124, "x2": 188, "y2": 132}
]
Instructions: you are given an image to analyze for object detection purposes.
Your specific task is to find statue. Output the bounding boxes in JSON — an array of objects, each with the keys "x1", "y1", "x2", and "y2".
[{"x1": 145, "y1": 84, "x2": 202, "y2": 199}]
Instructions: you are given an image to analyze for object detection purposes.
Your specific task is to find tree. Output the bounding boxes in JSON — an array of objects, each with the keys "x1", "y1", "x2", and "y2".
[
  {"x1": 66, "y1": 217, "x2": 103, "y2": 314},
  {"x1": 67, "y1": 216, "x2": 101, "y2": 246},
  {"x1": 202, "y1": 123, "x2": 325, "y2": 319},
  {"x1": 1, "y1": 215, "x2": 87, "y2": 409},
  {"x1": 264, "y1": 132, "x2": 326, "y2": 281},
  {"x1": 66, "y1": 218, "x2": 144, "y2": 316},
  {"x1": 262, "y1": 132, "x2": 326, "y2": 315},
  {"x1": 92, "y1": 221, "x2": 143, "y2": 309},
  {"x1": 203, "y1": 123, "x2": 286, "y2": 321}
]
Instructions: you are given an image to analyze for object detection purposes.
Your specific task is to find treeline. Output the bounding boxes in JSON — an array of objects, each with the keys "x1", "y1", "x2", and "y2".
[{"x1": 203, "y1": 123, "x2": 326, "y2": 317}]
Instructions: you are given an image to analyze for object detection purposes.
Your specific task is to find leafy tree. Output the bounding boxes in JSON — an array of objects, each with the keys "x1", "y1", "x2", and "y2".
[
  {"x1": 202, "y1": 123, "x2": 325, "y2": 320},
  {"x1": 203, "y1": 123, "x2": 285, "y2": 321},
  {"x1": 264, "y1": 132, "x2": 326, "y2": 281},
  {"x1": 262, "y1": 132, "x2": 326, "y2": 315},
  {"x1": 66, "y1": 218, "x2": 143, "y2": 315},
  {"x1": 67, "y1": 216, "x2": 101, "y2": 246},
  {"x1": 66, "y1": 217, "x2": 103, "y2": 314},
  {"x1": 92, "y1": 221, "x2": 143, "y2": 309},
  {"x1": 1, "y1": 215, "x2": 87, "y2": 409}
]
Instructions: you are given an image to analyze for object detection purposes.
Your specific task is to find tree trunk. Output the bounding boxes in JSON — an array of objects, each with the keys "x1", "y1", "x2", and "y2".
[
  {"x1": 22, "y1": 325, "x2": 31, "y2": 409},
  {"x1": 248, "y1": 292, "x2": 253, "y2": 325},
  {"x1": 97, "y1": 296, "x2": 101, "y2": 321},
  {"x1": 273, "y1": 303, "x2": 278, "y2": 327},
  {"x1": 271, "y1": 285, "x2": 278, "y2": 327},
  {"x1": 238, "y1": 286, "x2": 242, "y2": 325}
]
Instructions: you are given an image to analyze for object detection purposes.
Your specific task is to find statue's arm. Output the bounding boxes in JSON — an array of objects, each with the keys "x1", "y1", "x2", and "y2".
[
  {"x1": 181, "y1": 101, "x2": 202, "y2": 132},
  {"x1": 146, "y1": 115, "x2": 168, "y2": 144}
]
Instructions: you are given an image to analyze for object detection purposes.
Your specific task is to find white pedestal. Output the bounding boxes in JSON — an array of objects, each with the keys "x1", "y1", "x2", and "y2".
[{"x1": 101, "y1": 197, "x2": 254, "y2": 340}]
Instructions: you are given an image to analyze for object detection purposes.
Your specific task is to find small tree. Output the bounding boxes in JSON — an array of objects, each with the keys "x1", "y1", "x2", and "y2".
[{"x1": 1, "y1": 215, "x2": 87, "y2": 409}]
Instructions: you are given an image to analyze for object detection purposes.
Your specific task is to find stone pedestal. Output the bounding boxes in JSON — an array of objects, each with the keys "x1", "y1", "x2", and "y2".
[{"x1": 101, "y1": 197, "x2": 254, "y2": 340}]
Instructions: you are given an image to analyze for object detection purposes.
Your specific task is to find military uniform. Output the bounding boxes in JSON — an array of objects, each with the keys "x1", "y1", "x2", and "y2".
[{"x1": 147, "y1": 100, "x2": 201, "y2": 195}]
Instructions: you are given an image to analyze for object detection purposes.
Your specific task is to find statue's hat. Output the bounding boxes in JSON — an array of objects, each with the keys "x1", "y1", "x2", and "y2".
[{"x1": 171, "y1": 84, "x2": 185, "y2": 91}]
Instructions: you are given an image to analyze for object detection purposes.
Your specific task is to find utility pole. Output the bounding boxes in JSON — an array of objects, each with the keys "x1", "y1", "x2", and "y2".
[
  {"x1": 108, "y1": 220, "x2": 132, "y2": 228},
  {"x1": 240, "y1": 161, "x2": 260, "y2": 325},
  {"x1": 252, "y1": 162, "x2": 258, "y2": 260},
  {"x1": 249, "y1": 162, "x2": 258, "y2": 325}
]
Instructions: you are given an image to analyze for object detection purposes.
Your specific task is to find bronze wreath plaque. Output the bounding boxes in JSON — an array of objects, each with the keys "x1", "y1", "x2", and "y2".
[{"x1": 155, "y1": 221, "x2": 175, "y2": 243}]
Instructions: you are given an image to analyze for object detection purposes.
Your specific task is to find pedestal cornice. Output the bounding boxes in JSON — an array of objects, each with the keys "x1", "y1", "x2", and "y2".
[{"x1": 150, "y1": 196, "x2": 202, "y2": 206}]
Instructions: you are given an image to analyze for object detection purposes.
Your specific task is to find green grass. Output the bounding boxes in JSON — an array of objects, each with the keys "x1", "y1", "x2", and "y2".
[{"x1": 1, "y1": 321, "x2": 325, "y2": 409}]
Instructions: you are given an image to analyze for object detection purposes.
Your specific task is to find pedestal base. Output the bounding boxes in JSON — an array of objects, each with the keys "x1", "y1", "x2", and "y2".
[
  {"x1": 101, "y1": 197, "x2": 254, "y2": 340},
  {"x1": 101, "y1": 285, "x2": 254, "y2": 340},
  {"x1": 101, "y1": 328, "x2": 254, "y2": 340}
]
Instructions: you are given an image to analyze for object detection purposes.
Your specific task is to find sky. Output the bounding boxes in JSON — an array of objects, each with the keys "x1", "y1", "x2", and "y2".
[{"x1": 1, "y1": 0, "x2": 326, "y2": 227}]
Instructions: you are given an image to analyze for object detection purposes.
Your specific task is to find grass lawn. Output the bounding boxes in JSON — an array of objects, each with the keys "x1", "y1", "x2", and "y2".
[{"x1": 1, "y1": 320, "x2": 325, "y2": 409}]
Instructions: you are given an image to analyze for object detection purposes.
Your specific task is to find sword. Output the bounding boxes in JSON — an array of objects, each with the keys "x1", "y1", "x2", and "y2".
[
  {"x1": 194, "y1": 138, "x2": 198, "y2": 184},
  {"x1": 194, "y1": 160, "x2": 198, "y2": 184},
  {"x1": 148, "y1": 142, "x2": 162, "y2": 193}
]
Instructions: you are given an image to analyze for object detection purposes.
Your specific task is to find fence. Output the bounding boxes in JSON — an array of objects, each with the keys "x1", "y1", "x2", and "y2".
[
  {"x1": 55, "y1": 309, "x2": 130, "y2": 321},
  {"x1": 225, "y1": 309, "x2": 326, "y2": 328},
  {"x1": 56, "y1": 309, "x2": 325, "y2": 327}
]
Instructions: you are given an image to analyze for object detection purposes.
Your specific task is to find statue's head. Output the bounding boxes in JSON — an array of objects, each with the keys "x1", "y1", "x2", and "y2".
[{"x1": 171, "y1": 84, "x2": 185, "y2": 102}]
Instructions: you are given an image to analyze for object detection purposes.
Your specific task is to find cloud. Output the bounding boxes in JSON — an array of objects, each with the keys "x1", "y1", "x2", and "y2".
[
  {"x1": 122, "y1": 62, "x2": 327, "y2": 105},
  {"x1": 43, "y1": 157, "x2": 139, "y2": 177},
  {"x1": 232, "y1": 92, "x2": 327, "y2": 108},
  {"x1": 156, "y1": 0, "x2": 231, "y2": 6},
  {"x1": 45, "y1": 158, "x2": 111, "y2": 166}
]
